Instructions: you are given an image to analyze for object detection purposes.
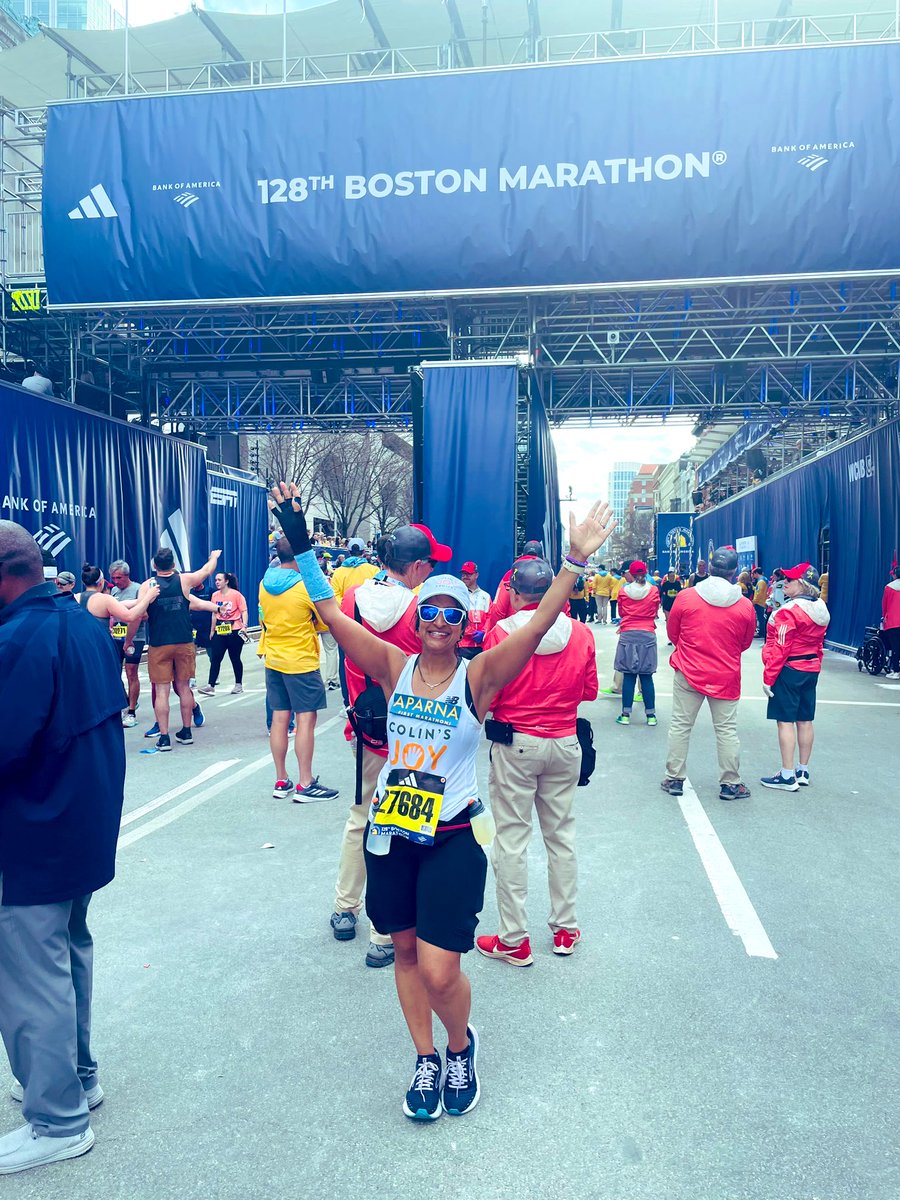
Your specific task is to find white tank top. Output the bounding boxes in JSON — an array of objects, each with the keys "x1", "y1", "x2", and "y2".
[{"x1": 374, "y1": 655, "x2": 483, "y2": 824}]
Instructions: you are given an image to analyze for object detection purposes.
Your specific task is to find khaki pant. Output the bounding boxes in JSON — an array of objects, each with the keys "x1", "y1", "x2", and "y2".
[
  {"x1": 319, "y1": 631, "x2": 339, "y2": 684},
  {"x1": 665, "y1": 670, "x2": 741, "y2": 785},
  {"x1": 334, "y1": 745, "x2": 392, "y2": 945},
  {"x1": 488, "y1": 733, "x2": 581, "y2": 947},
  {"x1": 595, "y1": 595, "x2": 609, "y2": 622}
]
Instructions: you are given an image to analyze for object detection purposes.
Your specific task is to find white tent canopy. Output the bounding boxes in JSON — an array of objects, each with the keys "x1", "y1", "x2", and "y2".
[{"x1": 0, "y1": 0, "x2": 892, "y2": 110}]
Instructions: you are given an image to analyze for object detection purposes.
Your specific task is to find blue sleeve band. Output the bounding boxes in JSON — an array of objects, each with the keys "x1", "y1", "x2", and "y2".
[{"x1": 297, "y1": 550, "x2": 335, "y2": 604}]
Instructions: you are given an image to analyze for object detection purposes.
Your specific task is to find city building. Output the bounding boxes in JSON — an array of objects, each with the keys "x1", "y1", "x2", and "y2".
[
  {"x1": 607, "y1": 461, "x2": 640, "y2": 523},
  {"x1": 8, "y1": 0, "x2": 122, "y2": 30}
]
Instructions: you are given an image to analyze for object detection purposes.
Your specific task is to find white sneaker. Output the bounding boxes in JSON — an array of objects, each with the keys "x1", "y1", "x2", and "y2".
[
  {"x1": 10, "y1": 1080, "x2": 104, "y2": 1109},
  {"x1": 230, "y1": 683, "x2": 243, "y2": 694},
  {"x1": 0, "y1": 1124, "x2": 94, "y2": 1175},
  {"x1": 121, "y1": 713, "x2": 137, "y2": 728},
  {"x1": 197, "y1": 685, "x2": 216, "y2": 696},
  {"x1": 885, "y1": 672, "x2": 900, "y2": 680}
]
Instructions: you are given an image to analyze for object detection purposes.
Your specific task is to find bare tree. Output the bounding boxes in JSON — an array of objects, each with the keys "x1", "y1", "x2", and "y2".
[
  {"x1": 372, "y1": 446, "x2": 413, "y2": 535},
  {"x1": 254, "y1": 434, "x2": 322, "y2": 510},
  {"x1": 317, "y1": 432, "x2": 381, "y2": 537}
]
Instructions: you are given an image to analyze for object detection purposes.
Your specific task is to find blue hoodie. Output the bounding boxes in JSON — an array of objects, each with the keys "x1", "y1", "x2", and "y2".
[{"x1": 262, "y1": 565, "x2": 303, "y2": 595}]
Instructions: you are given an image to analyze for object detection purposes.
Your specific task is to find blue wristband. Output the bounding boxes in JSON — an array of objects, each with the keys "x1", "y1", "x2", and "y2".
[{"x1": 297, "y1": 550, "x2": 335, "y2": 604}]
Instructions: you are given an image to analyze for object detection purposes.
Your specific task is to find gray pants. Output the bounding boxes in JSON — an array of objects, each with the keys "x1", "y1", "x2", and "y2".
[{"x1": 0, "y1": 885, "x2": 94, "y2": 1136}]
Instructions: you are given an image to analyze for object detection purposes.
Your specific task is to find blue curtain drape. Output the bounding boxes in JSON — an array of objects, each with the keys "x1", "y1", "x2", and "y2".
[{"x1": 418, "y1": 364, "x2": 517, "y2": 593}]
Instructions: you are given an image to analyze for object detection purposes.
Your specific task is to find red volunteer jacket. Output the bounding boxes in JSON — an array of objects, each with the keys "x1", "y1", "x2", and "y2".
[
  {"x1": 342, "y1": 579, "x2": 419, "y2": 758},
  {"x1": 484, "y1": 609, "x2": 598, "y2": 738},
  {"x1": 882, "y1": 579, "x2": 900, "y2": 630},
  {"x1": 616, "y1": 582, "x2": 660, "y2": 632},
  {"x1": 667, "y1": 578, "x2": 756, "y2": 701},
  {"x1": 761, "y1": 597, "x2": 830, "y2": 687}
]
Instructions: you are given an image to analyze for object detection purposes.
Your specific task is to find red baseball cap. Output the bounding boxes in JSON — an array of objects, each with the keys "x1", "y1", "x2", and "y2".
[
  {"x1": 629, "y1": 560, "x2": 649, "y2": 575},
  {"x1": 781, "y1": 562, "x2": 812, "y2": 580},
  {"x1": 407, "y1": 523, "x2": 452, "y2": 563},
  {"x1": 460, "y1": 561, "x2": 478, "y2": 574}
]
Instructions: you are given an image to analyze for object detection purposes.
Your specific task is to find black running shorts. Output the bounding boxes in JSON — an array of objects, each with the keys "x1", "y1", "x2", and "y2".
[
  {"x1": 767, "y1": 665, "x2": 819, "y2": 723},
  {"x1": 364, "y1": 822, "x2": 487, "y2": 954}
]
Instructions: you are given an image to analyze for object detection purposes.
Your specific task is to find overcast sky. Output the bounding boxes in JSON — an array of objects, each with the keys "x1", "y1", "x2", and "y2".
[{"x1": 551, "y1": 424, "x2": 697, "y2": 509}]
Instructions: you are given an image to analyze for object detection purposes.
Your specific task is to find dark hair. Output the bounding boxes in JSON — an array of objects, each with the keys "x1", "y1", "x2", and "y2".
[
  {"x1": 275, "y1": 537, "x2": 295, "y2": 564},
  {"x1": 375, "y1": 533, "x2": 417, "y2": 575},
  {"x1": 219, "y1": 571, "x2": 238, "y2": 589},
  {"x1": 81, "y1": 561, "x2": 102, "y2": 587},
  {"x1": 893, "y1": 566, "x2": 900, "y2": 580},
  {"x1": 153, "y1": 546, "x2": 175, "y2": 571}
]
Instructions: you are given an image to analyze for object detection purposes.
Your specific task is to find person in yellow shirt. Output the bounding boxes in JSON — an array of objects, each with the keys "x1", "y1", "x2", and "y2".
[
  {"x1": 569, "y1": 572, "x2": 588, "y2": 622},
  {"x1": 751, "y1": 567, "x2": 769, "y2": 638},
  {"x1": 609, "y1": 569, "x2": 624, "y2": 624},
  {"x1": 592, "y1": 565, "x2": 614, "y2": 624},
  {"x1": 258, "y1": 537, "x2": 338, "y2": 802}
]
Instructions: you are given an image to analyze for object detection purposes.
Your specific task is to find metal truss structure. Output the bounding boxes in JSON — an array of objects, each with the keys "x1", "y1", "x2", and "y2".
[
  {"x1": 50, "y1": 11, "x2": 900, "y2": 100},
  {"x1": 4, "y1": 277, "x2": 896, "y2": 434}
]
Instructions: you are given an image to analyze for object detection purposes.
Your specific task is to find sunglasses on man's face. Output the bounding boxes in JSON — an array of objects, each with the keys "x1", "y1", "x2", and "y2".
[{"x1": 418, "y1": 604, "x2": 466, "y2": 626}]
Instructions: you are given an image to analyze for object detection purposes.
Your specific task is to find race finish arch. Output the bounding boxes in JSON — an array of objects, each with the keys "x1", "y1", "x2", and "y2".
[{"x1": 41, "y1": 42, "x2": 899, "y2": 309}]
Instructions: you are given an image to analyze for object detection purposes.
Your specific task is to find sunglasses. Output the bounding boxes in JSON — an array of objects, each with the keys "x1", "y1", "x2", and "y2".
[{"x1": 418, "y1": 604, "x2": 466, "y2": 626}]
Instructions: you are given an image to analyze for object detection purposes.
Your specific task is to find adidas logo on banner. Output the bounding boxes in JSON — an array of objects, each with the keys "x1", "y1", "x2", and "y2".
[
  {"x1": 68, "y1": 184, "x2": 118, "y2": 220},
  {"x1": 797, "y1": 154, "x2": 828, "y2": 172},
  {"x1": 34, "y1": 523, "x2": 73, "y2": 555},
  {"x1": 174, "y1": 192, "x2": 200, "y2": 208}
]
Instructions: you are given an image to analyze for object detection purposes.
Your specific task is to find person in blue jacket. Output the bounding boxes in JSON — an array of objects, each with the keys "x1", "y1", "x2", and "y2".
[{"x1": 0, "y1": 521, "x2": 146, "y2": 1176}]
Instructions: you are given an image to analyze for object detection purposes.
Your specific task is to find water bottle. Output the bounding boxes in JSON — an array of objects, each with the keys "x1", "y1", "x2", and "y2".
[
  {"x1": 365, "y1": 810, "x2": 391, "y2": 856},
  {"x1": 468, "y1": 798, "x2": 495, "y2": 846}
]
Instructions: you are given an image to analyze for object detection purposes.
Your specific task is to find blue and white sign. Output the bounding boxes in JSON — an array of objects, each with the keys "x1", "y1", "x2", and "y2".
[
  {"x1": 735, "y1": 535, "x2": 759, "y2": 575},
  {"x1": 42, "y1": 43, "x2": 900, "y2": 307}
]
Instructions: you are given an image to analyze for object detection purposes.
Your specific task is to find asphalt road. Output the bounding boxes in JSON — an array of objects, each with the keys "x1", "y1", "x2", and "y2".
[{"x1": 3, "y1": 627, "x2": 899, "y2": 1200}]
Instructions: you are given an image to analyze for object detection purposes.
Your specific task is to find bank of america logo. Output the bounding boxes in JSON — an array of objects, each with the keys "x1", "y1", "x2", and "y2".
[
  {"x1": 34, "y1": 523, "x2": 73, "y2": 555},
  {"x1": 174, "y1": 191, "x2": 200, "y2": 208},
  {"x1": 68, "y1": 184, "x2": 118, "y2": 220},
  {"x1": 797, "y1": 154, "x2": 828, "y2": 172}
]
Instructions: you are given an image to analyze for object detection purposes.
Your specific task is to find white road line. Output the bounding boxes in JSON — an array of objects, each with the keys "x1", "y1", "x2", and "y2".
[
  {"x1": 118, "y1": 713, "x2": 345, "y2": 849},
  {"x1": 678, "y1": 779, "x2": 778, "y2": 960},
  {"x1": 120, "y1": 760, "x2": 239, "y2": 828},
  {"x1": 218, "y1": 692, "x2": 262, "y2": 708}
]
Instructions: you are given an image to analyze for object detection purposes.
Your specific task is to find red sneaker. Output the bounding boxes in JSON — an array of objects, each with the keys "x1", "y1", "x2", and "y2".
[
  {"x1": 552, "y1": 929, "x2": 582, "y2": 955},
  {"x1": 475, "y1": 934, "x2": 534, "y2": 967}
]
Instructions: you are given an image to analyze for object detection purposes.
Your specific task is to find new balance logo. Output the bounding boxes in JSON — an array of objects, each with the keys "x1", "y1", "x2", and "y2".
[
  {"x1": 68, "y1": 184, "x2": 118, "y2": 220},
  {"x1": 797, "y1": 154, "x2": 828, "y2": 172},
  {"x1": 174, "y1": 192, "x2": 200, "y2": 208},
  {"x1": 33, "y1": 524, "x2": 73, "y2": 555}
]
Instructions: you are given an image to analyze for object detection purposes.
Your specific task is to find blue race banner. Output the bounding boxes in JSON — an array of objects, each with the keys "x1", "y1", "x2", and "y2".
[
  {"x1": 0, "y1": 384, "x2": 209, "y2": 580},
  {"x1": 42, "y1": 43, "x2": 900, "y2": 307},
  {"x1": 693, "y1": 419, "x2": 900, "y2": 650},
  {"x1": 208, "y1": 465, "x2": 269, "y2": 608},
  {"x1": 655, "y1": 513, "x2": 693, "y2": 575}
]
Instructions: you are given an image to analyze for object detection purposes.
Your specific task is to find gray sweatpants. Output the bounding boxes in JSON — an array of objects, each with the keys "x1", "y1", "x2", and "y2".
[{"x1": 0, "y1": 883, "x2": 94, "y2": 1136}]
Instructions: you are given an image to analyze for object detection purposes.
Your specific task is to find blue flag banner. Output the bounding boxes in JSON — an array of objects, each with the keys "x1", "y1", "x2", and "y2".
[
  {"x1": 418, "y1": 364, "x2": 517, "y2": 595},
  {"x1": 655, "y1": 513, "x2": 694, "y2": 575},
  {"x1": 692, "y1": 419, "x2": 900, "y2": 650},
  {"x1": 208, "y1": 465, "x2": 269, "y2": 605},
  {"x1": 0, "y1": 385, "x2": 209, "y2": 581},
  {"x1": 42, "y1": 43, "x2": 899, "y2": 307}
]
